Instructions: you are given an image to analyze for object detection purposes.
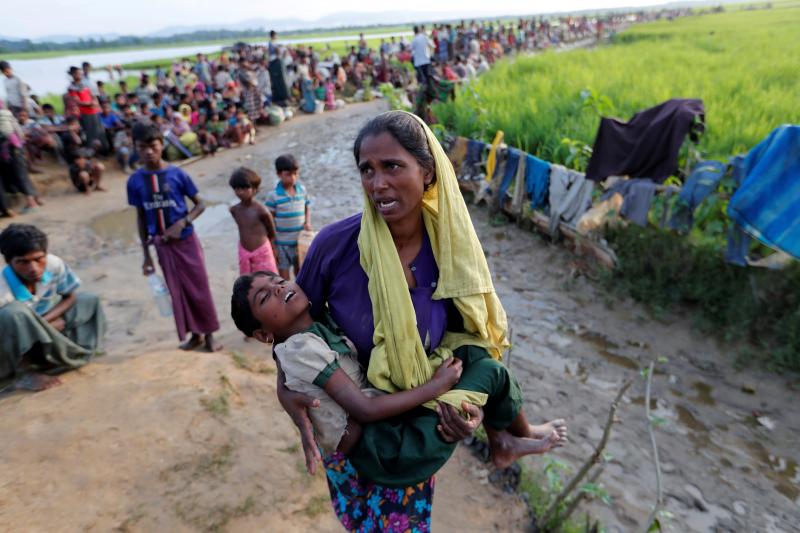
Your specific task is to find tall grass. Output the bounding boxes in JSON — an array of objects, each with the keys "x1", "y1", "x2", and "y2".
[
  {"x1": 434, "y1": 5, "x2": 800, "y2": 163},
  {"x1": 434, "y1": 4, "x2": 800, "y2": 369}
]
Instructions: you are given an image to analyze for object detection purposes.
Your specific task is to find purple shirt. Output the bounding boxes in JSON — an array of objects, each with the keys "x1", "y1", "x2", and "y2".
[{"x1": 297, "y1": 213, "x2": 453, "y2": 368}]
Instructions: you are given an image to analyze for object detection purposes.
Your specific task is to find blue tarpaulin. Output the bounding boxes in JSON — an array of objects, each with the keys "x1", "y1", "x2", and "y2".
[{"x1": 727, "y1": 125, "x2": 800, "y2": 261}]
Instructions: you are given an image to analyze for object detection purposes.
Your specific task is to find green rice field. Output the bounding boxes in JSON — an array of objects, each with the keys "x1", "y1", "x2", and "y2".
[{"x1": 434, "y1": 3, "x2": 800, "y2": 164}]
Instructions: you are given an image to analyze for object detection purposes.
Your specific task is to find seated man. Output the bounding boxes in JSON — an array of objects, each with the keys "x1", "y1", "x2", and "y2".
[{"x1": 0, "y1": 224, "x2": 106, "y2": 392}]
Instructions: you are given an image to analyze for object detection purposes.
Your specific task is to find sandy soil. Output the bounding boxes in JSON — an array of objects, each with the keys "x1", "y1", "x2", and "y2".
[{"x1": 1, "y1": 99, "x2": 797, "y2": 532}]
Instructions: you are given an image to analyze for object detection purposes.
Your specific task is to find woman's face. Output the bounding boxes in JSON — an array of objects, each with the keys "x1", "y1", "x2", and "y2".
[{"x1": 358, "y1": 131, "x2": 433, "y2": 225}]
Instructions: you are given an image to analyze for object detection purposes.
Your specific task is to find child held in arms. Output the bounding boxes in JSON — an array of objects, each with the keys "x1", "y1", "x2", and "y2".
[
  {"x1": 231, "y1": 271, "x2": 566, "y2": 471},
  {"x1": 127, "y1": 120, "x2": 222, "y2": 352}
]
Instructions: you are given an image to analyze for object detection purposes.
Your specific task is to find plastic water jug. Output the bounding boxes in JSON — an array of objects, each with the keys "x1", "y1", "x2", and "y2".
[{"x1": 147, "y1": 274, "x2": 173, "y2": 317}]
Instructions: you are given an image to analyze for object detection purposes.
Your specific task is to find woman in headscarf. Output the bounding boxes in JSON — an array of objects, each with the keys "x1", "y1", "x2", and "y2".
[{"x1": 282, "y1": 111, "x2": 566, "y2": 530}]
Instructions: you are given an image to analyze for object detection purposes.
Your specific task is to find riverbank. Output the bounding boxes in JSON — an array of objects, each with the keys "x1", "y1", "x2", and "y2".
[
  {"x1": 0, "y1": 101, "x2": 797, "y2": 531},
  {"x1": 0, "y1": 25, "x2": 411, "y2": 61}
]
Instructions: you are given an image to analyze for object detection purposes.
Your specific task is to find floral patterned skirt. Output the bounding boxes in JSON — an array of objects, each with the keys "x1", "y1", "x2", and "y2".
[{"x1": 324, "y1": 451, "x2": 434, "y2": 532}]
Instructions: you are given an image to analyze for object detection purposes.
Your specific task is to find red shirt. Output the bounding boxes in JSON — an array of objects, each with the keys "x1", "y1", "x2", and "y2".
[{"x1": 68, "y1": 84, "x2": 99, "y2": 116}]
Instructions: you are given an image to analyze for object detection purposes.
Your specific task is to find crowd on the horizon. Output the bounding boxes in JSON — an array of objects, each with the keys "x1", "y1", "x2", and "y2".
[{"x1": 0, "y1": 9, "x2": 693, "y2": 217}]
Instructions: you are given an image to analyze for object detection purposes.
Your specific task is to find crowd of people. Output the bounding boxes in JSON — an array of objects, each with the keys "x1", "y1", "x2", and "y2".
[{"x1": 0, "y1": 14, "x2": 640, "y2": 217}]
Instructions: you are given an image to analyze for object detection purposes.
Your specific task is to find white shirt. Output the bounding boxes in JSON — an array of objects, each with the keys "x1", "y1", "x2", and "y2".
[
  {"x1": 411, "y1": 34, "x2": 431, "y2": 67},
  {"x1": 0, "y1": 254, "x2": 80, "y2": 314},
  {"x1": 3, "y1": 75, "x2": 27, "y2": 109}
]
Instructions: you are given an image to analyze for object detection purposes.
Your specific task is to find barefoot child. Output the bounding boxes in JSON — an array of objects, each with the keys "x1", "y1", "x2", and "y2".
[
  {"x1": 231, "y1": 271, "x2": 566, "y2": 472},
  {"x1": 265, "y1": 154, "x2": 312, "y2": 279},
  {"x1": 229, "y1": 167, "x2": 278, "y2": 275},
  {"x1": 127, "y1": 120, "x2": 222, "y2": 352}
]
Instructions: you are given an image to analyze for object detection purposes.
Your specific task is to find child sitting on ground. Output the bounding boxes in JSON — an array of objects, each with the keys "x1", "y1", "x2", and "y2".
[
  {"x1": 228, "y1": 167, "x2": 278, "y2": 275},
  {"x1": 265, "y1": 154, "x2": 312, "y2": 279},
  {"x1": 236, "y1": 108, "x2": 256, "y2": 145},
  {"x1": 230, "y1": 271, "x2": 565, "y2": 468}
]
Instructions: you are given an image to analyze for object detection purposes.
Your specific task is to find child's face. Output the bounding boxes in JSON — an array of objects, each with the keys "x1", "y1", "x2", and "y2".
[
  {"x1": 136, "y1": 139, "x2": 163, "y2": 167},
  {"x1": 233, "y1": 185, "x2": 256, "y2": 202},
  {"x1": 279, "y1": 169, "x2": 298, "y2": 188},
  {"x1": 247, "y1": 274, "x2": 310, "y2": 341}
]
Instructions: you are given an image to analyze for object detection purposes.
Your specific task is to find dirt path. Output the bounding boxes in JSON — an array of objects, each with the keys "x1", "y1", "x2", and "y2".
[
  {"x1": 1, "y1": 99, "x2": 797, "y2": 532},
  {"x1": 0, "y1": 101, "x2": 528, "y2": 533}
]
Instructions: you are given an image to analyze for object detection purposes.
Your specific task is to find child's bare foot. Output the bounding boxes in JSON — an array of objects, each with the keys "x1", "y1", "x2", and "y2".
[
  {"x1": 489, "y1": 429, "x2": 562, "y2": 470},
  {"x1": 528, "y1": 419, "x2": 568, "y2": 442},
  {"x1": 179, "y1": 334, "x2": 203, "y2": 350},
  {"x1": 204, "y1": 334, "x2": 223, "y2": 352},
  {"x1": 14, "y1": 372, "x2": 62, "y2": 392}
]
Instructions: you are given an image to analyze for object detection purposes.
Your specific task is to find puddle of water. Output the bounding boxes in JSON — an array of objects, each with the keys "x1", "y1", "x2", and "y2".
[
  {"x1": 598, "y1": 348, "x2": 640, "y2": 370},
  {"x1": 570, "y1": 329, "x2": 651, "y2": 371},
  {"x1": 192, "y1": 203, "x2": 234, "y2": 238},
  {"x1": 675, "y1": 404, "x2": 709, "y2": 433},
  {"x1": 89, "y1": 208, "x2": 138, "y2": 246},
  {"x1": 745, "y1": 440, "x2": 800, "y2": 502},
  {"x1": 576, "y1": 330, "x2": 620, "y2": 351},
  {"x1": 675, "y1": 404, "x2": 713, "y2": 450},
  {"x1": 690, "y1": 381, "x2": 716, "y2": 406},
  {"x1": 90, "y1": 201, "x2": 225, "y2": 245}
]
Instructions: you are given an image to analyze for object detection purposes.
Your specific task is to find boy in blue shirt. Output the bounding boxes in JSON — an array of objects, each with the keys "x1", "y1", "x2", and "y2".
[
  {"x1": 265, "y1": 154, "x2": 312, "y2": 279},
  {"x1": 127, "y1": 121, "x2": 221, "y2": 352},
  {"x1": 0, "y1": 224, "x2": 106, "y2": 392}
]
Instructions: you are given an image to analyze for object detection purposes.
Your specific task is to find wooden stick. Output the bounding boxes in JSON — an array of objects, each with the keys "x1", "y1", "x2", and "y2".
[
  {"x1": 642, "y1": 362, "x2": 663, "y2": 533},
  {"x1": 560, "y1": 464, "x2": 606, "y2": 526},
  {"x1": 538, "y1": 380, "x2": 632, "y2": 528}
]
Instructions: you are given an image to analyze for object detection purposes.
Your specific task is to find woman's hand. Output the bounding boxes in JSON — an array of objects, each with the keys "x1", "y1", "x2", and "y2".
[
  {"x1": 276, "y1": 379, "x2": 322, "y2": 474},
  {"x1": 435, "y1": 401, "x2": 484, "y2": 443}
]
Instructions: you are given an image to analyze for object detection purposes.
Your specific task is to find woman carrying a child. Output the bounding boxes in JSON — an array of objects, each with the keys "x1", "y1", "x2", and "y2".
[{"x1": 272, "y1": 111, "x2": 567, "y2": 531}]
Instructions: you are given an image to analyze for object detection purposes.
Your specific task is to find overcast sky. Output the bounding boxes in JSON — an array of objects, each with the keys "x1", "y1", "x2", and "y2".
[{"x1": 3, "y1": 0, "x2": 665, "y2": 39}]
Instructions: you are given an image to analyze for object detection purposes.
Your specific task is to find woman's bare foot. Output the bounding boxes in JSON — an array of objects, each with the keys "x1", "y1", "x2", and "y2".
[
  {"x1": 14, "y1": 372, "x2": 62, "y2": 392},
  {"x1": 204, "y1": 334, "x2": 223, "y2": 352},
  {"x1": 489, "y1": 429, "x2": 562, "y2": 470},
  {"x1": 179, "y1": 334, "x2": 203, "y2": 350},
  {"x1": 528, "y1": 419, "x2": 568, "y2": 442}
]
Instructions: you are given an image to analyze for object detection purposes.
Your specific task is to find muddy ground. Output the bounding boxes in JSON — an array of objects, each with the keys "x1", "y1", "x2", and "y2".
[{"x1": 0, "y1": 100, "x2": 797, "y2": 532}]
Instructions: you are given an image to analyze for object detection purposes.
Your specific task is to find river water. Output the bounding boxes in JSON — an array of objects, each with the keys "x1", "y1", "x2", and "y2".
[{"x1": 2, "y1": 31, "x2": 411, "y2": 96}]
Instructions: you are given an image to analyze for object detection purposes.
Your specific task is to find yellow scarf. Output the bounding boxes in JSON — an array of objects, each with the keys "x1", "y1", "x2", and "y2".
[
  {"x1": 357, "y1": 112, "x2": 509, "y2": 414},
  {"x1": 486, "y1": 130, "x2": 505, "y2": 182}
]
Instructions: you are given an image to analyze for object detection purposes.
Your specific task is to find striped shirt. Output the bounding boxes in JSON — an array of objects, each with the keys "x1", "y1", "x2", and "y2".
[
  {"x1": 266, "y1": 182, "x2": 310, "y2": 246},
  {"x1": 0, "y1": 254, "x2": 81, "y2": 315}
]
